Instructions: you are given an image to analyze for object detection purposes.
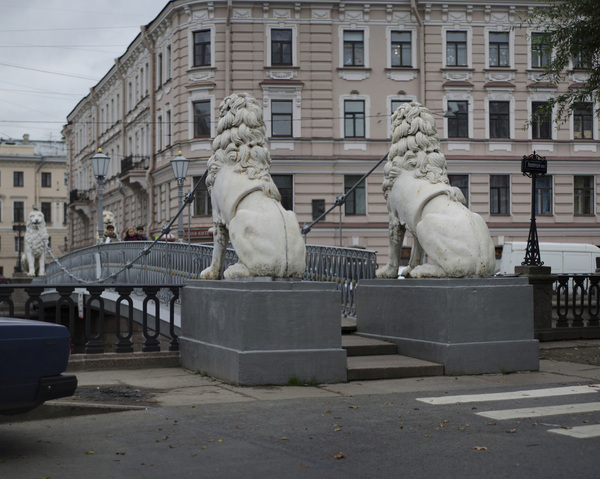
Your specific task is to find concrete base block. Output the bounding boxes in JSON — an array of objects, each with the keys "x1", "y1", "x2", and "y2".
[
  {"x1": 356, "y1": 277, "x2": 539, "y2": 375},
  {"x1": 180, "y1": 280, "x2": 347, "y2": 386}
]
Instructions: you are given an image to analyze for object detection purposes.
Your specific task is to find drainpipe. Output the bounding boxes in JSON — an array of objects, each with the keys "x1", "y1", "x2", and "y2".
[
  {"x1": 141, "y1": 25, "x2": 157, "y2": 233},
  {"x1": 114, "y1": 58, "x2": 128, "y2": 229},
  {"x1": 410, "y1": 0, "x2": 425, "y2": 104},
  {"x1": 226, "y1": 0, "x2": 233, "y2": 96}
]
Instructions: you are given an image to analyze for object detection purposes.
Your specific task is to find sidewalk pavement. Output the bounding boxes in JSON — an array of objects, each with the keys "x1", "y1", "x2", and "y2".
[{"x1": 38, "y1": 339, "x2": 600, "y2": 413}]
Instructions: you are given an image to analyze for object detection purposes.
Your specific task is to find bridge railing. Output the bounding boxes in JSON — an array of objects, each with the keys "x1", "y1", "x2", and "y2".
[
  {"x1": 0, "y1": 283, "x2": 182, "y2": 354},
  {"x1": 554, "y1": 274, "x2": 600, "y2": 329},
  {"x1": 41, "y1": 242, "x2": 378, "y2": 318}
]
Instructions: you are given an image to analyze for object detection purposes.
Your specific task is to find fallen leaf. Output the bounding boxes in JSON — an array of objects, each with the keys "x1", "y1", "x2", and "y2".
[
  {"x1": 473, "y1": 446, "x2": 488, "y2": 451},
  {"x1": 324, "y1": 410, "x2": 332, "y2": 414},
  {"x1": 334, "y1": 453, "x2": 346, "y2": 459},
  {"x1": 280, "y1": 437, "x2": 290, "y2": 441},
  {"x1": 334, "y1": 428, "x2": 342, "y2": 432},
  {"x1": 85, "y1": 450, "x2": 95, "y2": 455},
  {"x1": 348, "y1": 406, "x2": 359, "y2": 409},
  {"x1": 506, "y1": 429, "x2": 517, "y2": 434},
  {"x1": 300, "y1": 464, "x2": 308, "y2": 468},
  {"x1": 561, "y1": 426, "x2": 572, "y2": 430}
]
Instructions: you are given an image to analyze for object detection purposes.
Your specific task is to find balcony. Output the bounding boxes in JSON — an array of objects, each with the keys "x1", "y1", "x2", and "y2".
[
  {"x1": 69, "y1": 189, "x2": 89, "y2": 204},
  {"x1": 120, "y1": 155, "x2": 149, "y2": 193},
  {"x1": 121, "y1": 155, "x2": 149, "y2": 174}
]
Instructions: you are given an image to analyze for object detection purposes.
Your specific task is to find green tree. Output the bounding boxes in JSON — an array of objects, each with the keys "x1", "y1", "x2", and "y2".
[{"x1": 525, "y1": 0, "x2": 600, "y2": 122}]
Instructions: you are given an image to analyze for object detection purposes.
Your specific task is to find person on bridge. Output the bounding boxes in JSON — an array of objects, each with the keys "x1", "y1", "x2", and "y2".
[
  {"x1": 123, "y1": 227, "x2": 143, "y2": 241},
  {"x1": 136, "y1": 226, "x2": 148, "y2": 240},
  {"x1": 104, "y1": 224, "x2": 120, "y2": 243}
]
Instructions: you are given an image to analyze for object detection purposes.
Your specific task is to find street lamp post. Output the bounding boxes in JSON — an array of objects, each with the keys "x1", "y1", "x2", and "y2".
[
  {"x1": 91, "y1": 149, "x2": 110, "y2": 245},
  {"x1": 171, "y1": 151, "x2": 189, "y2": 243}
]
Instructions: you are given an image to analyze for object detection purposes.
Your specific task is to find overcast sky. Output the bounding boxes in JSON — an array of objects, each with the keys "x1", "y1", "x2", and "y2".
[{"x1": 0, "y1": 0, "x2": 169, "y2": 142}]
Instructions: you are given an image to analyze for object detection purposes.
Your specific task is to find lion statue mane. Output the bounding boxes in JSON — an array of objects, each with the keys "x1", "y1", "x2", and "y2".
[
  {"x1": 200, "y1": 92, "x2": 306, "y2": 279},
  {"x1": 376, "y1": 101, "x2": 496, "y2": 278},
  {"x1": 22, "y1": 206, "x2": 49, "y2": 277}
]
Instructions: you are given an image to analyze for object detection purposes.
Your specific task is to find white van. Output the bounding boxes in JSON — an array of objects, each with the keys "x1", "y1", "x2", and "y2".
[{"x1": 498, "y1": 242, "x2": 600, "y2": 275}]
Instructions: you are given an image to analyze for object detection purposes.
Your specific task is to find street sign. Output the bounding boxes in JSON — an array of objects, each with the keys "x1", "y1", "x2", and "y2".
[{"x1": 521, "y1": 154, "x2": 547, "y2": 175}]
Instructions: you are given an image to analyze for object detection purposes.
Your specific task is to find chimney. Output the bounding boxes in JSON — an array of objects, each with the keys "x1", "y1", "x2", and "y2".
[{"x1": 23, "y1": 134, "x2": 30, "y2": 144}]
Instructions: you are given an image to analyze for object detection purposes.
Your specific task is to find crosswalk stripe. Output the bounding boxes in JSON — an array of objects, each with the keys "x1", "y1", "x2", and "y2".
[
  {"x1": 416, "y1": 385, "x2": 600, "y2": 405},
  {"x1": 476, "y1": 402, "x2": 600, "y2": 420},
  {"x1": 548, "y1": 424, "x2": 600, "y2": 439}
]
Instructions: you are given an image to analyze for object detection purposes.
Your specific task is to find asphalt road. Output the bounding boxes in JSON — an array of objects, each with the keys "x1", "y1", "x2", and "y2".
[{"x1": 2, "y1": 381, "x2": 599, "y2": 478}]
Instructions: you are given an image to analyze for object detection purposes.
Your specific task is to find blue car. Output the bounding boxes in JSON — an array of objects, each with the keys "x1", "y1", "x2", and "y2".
[{"x1": 0, "y1": 318, "x2": 77, "y2": 415}]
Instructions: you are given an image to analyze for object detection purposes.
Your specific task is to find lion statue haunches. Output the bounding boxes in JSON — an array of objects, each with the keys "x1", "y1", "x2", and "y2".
[
  {"x1": 376, "y1": 101, "x2": 496, "y2": 279},
  {"x1": 22, "y1": 207, "x2": 49, "y2": 277},
  {"x1": 200, "y1": 92, "x2": 306, "y2": 279}
]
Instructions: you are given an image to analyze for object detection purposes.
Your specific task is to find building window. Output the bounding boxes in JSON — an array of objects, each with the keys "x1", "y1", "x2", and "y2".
[
  {"x1": 447, "y1": 100, "x2": 469, "y2": 138},
  {"x1": 271, "y1": 29, "x2": 292, "y2": 66},
  {"x1": 166, "y1": 110, "x2": 172, "y2": 146},
  {"x1": 272, "y1": 175, "x2": 293, "y2": 211},
  {"x1": 531, "y1": 32, "x2": 551, "y2": 68},
  {"x1": 490, "y1": 175, "x2": 510, "y2": 215},
  {"x1": 41, "y1": 202, "x2": 51, "y2": 223},
  {"x1": 343, "y1": 30, "x2": 364, "y2": 66},
  {"x1": 391, "y1": 31, "x2": 411, "y2": 67},
  {"x1": 448, "y1": 175, "x2": 469, "y2": 207},
  {"x1": 13, "y1": 201, "x2": 25, "y2": 222},
  {"x1": 344, "y1": 175, "x2": 366, "y2": 215},
  {"x1": 166, "y1": 45, "x2": 172, "y2": 81},
  {"x1": 193, "y1": 30, "x2": 211, "y2": 67},
  {"x1": 157, "y1": 53, "x2": 163, "y2": 86},
  {"x1": 489, "y1": 101, "x2": 510, "y2": 139},
  {"x1": 14, "y1": 171, "x2": 24, "y2": 187},
  {"x1": 193, "y1": 101, "x2": 211, "y2": 138},
  {"x1": 532, "y1": 102, "x2": 552, "y2": 139},
  {"x1": 574, "y1": 176, "x2": 594, "y2": 215},
  {"x1": 157, "y1": 115, "x2": 163, "y2": 150},
  {"x1": 193, "y1": 176, "x2": 212, "y2": 216},
  {"x1": 14, "y1": 236, "x2": 23, "y2": 254},
  {"x1": 271, "y1": 100, "x2": 293, "y2": 137},
  {"x1": 41, "y1": 172, "x2": 51, "y2": 187},
  {"x1": 446, "y1": 31, "x2": 468, "y2": 66},
  {"x1": 344, "y1": 100, "x2": 365, "y2": 138},
  {"x1": 489, "y1": 32, "x2": 509, "y2": 67},
  {"x1": 535, "y1": 176, "x2": 553, "y2": 215},
  {"x1": 573, "y1": 103, "x2": 593, "y2": 139}
]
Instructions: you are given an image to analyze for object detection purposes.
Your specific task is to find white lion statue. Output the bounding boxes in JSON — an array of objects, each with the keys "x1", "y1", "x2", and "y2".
[
  {"x1": 103, "y1": 210, "x2": 117, "y2": 236},
  {"x1": 22, "y1": 207, "x2": 49, "y2": 277},
  {"x1": 200, "y1": 92, "x2": 306, "y2": 279},
  {"x1": 376, "y1": 101, "x2": 496, "y2": 278}
]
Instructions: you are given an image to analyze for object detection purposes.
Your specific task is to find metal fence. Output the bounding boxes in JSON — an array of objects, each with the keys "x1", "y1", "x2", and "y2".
[
  {"x1": 0, "y1": 283, "x2": 181, "y2": 354},
  {"x1": 42, "y1": 242, "x2": 378, "y2": 317},
  {"x1": 554, "y1": 274, "x2": 600, "y2": 328}
]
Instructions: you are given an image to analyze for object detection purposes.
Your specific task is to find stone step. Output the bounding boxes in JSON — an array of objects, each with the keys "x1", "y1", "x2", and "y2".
[
  {"x1": 347, "y1": 354, "x2": 444, "y2": 381},
  {"x1": 341, "y1": 317, "x2": 357, "y2": 334},
  {"x1": 342, "y1": 334, "x2": 398, "y2": 356}
]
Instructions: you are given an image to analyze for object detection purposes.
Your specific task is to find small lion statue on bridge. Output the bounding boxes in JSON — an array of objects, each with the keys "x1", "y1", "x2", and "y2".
[
  {"x1": 22, "y1": 206, "x2": 49, "y2": 277},
  {"x1": 200, "y1": 92, "x2": 306, "y2": 279},
  {"x1": 376, "y1": 101, "x2": 495, "y2": 278}
]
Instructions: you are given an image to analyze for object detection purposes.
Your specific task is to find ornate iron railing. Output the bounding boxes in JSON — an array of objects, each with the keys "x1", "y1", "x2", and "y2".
[
  {"x1": 554, "y1": 274, "x2": 600, "y2": 328},
  {"x1": 0, "y1": 284, "x2": 181, "y2": 354},
  {"x1": 42, "y1": 242, "x2": 378, "y2": 317}
]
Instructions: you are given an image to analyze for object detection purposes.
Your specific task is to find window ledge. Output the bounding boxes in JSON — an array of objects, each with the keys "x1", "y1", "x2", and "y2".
[{"x1": 337, "y1": 67, "x2": 371, "y2": 81}]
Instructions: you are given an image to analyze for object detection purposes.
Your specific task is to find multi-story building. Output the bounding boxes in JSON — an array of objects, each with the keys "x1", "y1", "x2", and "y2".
[
  {"x1": 0, "y1": 135, "x2": 68, "y2": 277},
  {"x1": 63, "y1": 0, "x2": 600, "y2": 265}
]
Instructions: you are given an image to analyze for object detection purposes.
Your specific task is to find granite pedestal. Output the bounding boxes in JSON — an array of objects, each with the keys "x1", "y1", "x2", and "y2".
[
  {"x1": 356, "y1": 277, "x2": 539, "y2": 375},
  {"x1": 180, "y1": 279, "x2": 347, "y2": 386}
]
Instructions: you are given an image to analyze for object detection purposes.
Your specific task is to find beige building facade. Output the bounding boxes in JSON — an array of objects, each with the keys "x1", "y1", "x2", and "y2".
[
  {"x1": 64, "y1": 0, "x2": 600, "y2": 265},
  {"x1": 0, "y1": 136, "x2": 68, "y2": 277}
]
